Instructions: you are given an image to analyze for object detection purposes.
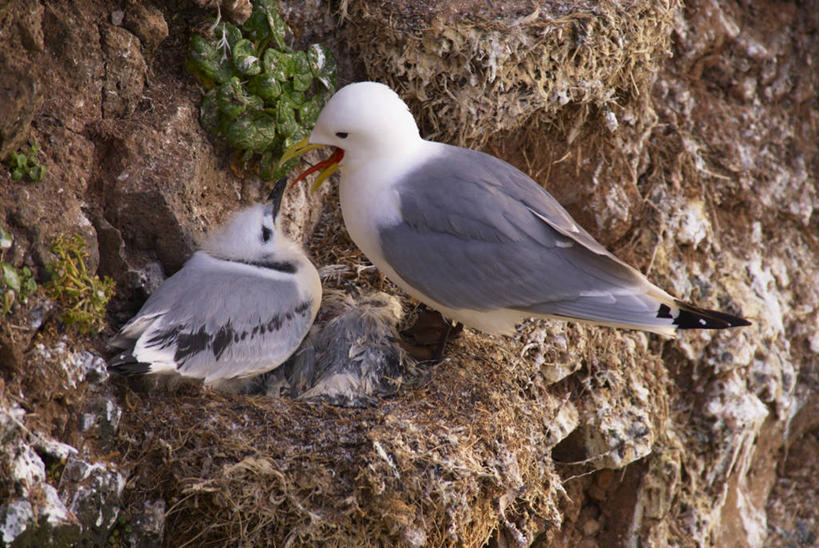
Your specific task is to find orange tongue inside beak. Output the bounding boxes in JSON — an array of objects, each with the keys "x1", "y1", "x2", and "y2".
[{"x1": 289, "y1": 147, "x2": 345, "y2": 190}]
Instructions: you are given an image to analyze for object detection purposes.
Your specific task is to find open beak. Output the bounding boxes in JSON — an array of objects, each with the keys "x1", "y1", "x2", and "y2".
[{"x1": 280, "y1": 137, "x2": 344, "y2": 192}]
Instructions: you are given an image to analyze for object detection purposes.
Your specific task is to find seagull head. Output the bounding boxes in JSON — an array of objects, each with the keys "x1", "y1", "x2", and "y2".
[
  {"x1": 281, "y1": 82, "x2": 422, "y2": 190},
  {"x1": 201, "y1": 177, "x2": 290, "y2": 262}
]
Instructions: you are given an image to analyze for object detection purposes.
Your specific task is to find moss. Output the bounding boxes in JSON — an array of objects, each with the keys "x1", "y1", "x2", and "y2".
[
  {"x1": 0, "y1": 227, "x2": 38, "y2": 316},
  {"x1": 45, "y1": 234, "x2": 115, "y2": 336},
  {"x1": 4, "y1": 138, "x2": 46, "y2": 182}
]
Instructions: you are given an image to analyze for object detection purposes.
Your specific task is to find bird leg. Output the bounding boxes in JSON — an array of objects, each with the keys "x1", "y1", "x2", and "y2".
[{"x1": 399, "y1": 306, "x2": 463, "y2": 362}]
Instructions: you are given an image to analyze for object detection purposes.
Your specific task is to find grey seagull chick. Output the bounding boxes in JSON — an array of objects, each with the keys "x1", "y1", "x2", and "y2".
[
  {"x1": 255, "y1": 288, "x2": 413, "y2": 407},
  {"x1": 282, "y1": 82, "x2": 750, "y2": 336},
  {"x1": 108, "y1": 177, "x2": 322, "y2": 386}
]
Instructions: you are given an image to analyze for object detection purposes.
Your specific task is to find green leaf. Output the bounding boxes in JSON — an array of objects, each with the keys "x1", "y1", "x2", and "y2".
[
  {"x1": 9, "y1": 152, "x2": 25, "y2": 169},
  {"x1": 284, "y1": 127, "x2": 310, "y2": 148},
  {"x1": 298, "y1": 97, "x2": 322, "y2": 126},
  {"x1": 259, "y1": 0, "x2": 290, "y2": 50},
  {"x1": 2, "y1": 263, "x2": 21, "y2": 293},
  {"x1": 280, "y1": 84, "x2": 304, "y2": 107},
  {"x1": 262, "y1": 49, "x2": 288, "y2": 82},
  {"x1": 307, "y1": 43, "x2": 337, "y2": 90},
  {"x1": 232, "y1": 39, "x2": 261, "y2": 76},
  {"x1": 216, "y1": 77, "x2": 250, "y2": 119},
  {"x1": 247, "y1": 73, "x2": 282, "y2": 103},
  {"x1": 290, "y1": 51, "x2": 309, "y2": 78},
  {"x1": 0, "y1": 228, "x2": 12, "y2": 250},
  {"x1": 214, "y1": 21, "x2": 243, "y2": 50},
  {"x1": 292, "y1": 71, "x2": 313, "y2": 93},
  {"x1": 188, "y1": 33, "x2": 232, "y2": 85},
  {"x1": 223, "y1": 113, "x2": 277, "y2": 151},
  {"x1": 21, "y1": 267, "x2": 36, "y2": 295},
  {"x1": 276, "y1": 101, "x2": 298, "y2": 138},
  {"x1": 12, "y1": 168, "x2": 23, "y2": 181},
  {"x1": 27, "y1": 164, "x2": 45, "y2": 182},
  {"x1": 241, "y1": 9, "x2": 271, "y2": 43}
]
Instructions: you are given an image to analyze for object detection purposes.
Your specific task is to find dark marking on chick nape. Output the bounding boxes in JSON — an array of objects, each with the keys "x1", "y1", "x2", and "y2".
[
  {"x1": 671, "y1": 300, "x2": 751, "y2": 330},
  {"x1": 261, "y1": 226, "x2": 272, "y2": 242},
  {"x1": 232, "y1": 258, "x2": 297, "y2": 273}
]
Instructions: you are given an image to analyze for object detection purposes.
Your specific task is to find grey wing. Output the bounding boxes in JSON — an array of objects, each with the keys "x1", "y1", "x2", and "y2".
[
  {"x1": 380, "y1": 145, "x2": 666, "y2": 325},
  {"x1": 119, "y1": 254, "x2": 316, "y2": 383}
]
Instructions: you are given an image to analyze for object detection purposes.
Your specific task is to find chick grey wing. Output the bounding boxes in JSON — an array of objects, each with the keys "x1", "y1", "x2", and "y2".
[
  {"x1": 379, "y1": 145, "x2": 661, "y2": 323},
  {"x1": 117, "y1": 253, "x2": 315, "y2": 382}
]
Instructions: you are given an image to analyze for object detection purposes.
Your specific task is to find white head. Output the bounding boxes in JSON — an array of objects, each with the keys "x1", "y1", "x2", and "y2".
[
  {"x1": 309, "y1": 82, "x2": 423, "y2": 167},
  {"x1": 201, "y1": 178, "x2": 293, "y2": 263}
]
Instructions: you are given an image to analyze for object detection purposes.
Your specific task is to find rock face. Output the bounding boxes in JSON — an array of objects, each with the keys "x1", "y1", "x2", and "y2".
[{"x1": 0, "y1": 0, "x2": 816, "y2": 546}]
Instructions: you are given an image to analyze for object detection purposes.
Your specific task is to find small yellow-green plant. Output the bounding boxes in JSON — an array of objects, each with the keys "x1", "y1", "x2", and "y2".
[
  {"x1": 46, "y1": 234, "x2": 115, "y2": 335},
  {"x1": 187, "y1": 0, "x2": 336, "y2": 180},
  {"x1": 1, "y1": 228, "x2": 38, "y2": 316},
  {"x1": 5, "y1": 139, "x2": 46, "y2": 182}
]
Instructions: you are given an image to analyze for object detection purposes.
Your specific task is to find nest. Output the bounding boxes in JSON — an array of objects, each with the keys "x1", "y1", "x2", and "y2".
[
  {"x1": 116, "y1": 336, "x2": 568, "y2": 546},
  {"x1": 341, "y1": 0, "x2": 677, "y2": 147}
]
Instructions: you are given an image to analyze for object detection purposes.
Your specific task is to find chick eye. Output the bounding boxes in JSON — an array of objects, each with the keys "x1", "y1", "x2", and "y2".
[
  {"x1": 261, "y1": 226, "x2": 272, "y2": 242},
  {"x1": 335, "y1": 132, "x2": 348, "y2": 139}
]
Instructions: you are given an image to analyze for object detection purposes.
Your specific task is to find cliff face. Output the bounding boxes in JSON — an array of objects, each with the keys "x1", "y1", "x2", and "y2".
[{"x1": 0, "y1": 1, "x2": 816, "y2": 546}]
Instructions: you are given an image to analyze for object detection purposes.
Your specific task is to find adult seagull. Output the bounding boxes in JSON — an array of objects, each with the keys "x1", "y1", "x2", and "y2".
[
  {"x1": 109, "y1": 177, "x2": 322, "y2": 386},
  {"x1": 282, "y1": 82, "x2": 749, "y2": 336}
]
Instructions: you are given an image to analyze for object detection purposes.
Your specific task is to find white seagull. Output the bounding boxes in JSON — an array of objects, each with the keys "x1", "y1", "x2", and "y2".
[
  {"x1": 282, "y1": 82, "x2": 750, "y2": 336},
  {"x1": 109, "y1": 177, "x2": 322, "y2": 386}
]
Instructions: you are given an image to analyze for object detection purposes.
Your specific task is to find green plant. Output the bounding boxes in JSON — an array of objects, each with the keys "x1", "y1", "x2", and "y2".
[
  {"x1": 187, "y1": 0, "x2": 337, "y2": 180},
  {"x1": 0, "y1": 228, "x2": 38, "y2": 316},
  {"x1": 45, "y1": 234, "x2": 115, "y2": 335},
  {"x1": 5, "y1": 139, "x2": 46, "y2": 182}
]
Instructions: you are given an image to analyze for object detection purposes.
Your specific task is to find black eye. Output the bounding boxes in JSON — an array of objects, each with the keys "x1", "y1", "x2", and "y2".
[
  {"x1": 335, "y1": 132, "x2": 348, "y2": 139},
  {"x1": 261, "y1": 226, "x2": 272, "y2": 242}
]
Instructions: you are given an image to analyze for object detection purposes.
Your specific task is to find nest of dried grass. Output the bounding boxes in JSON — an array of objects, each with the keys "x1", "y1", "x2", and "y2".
[
  {"x1": 340, "y1": 0, "x2": 678, "y2": 147},
  {"x1": 116, "y1": 332, "x2": 569, "y2": 546}
]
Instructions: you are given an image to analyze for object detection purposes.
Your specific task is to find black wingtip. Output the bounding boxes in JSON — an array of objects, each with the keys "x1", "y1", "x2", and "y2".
[
  {"x1": 671, "y1": 300, "x2": 752, "y2": 330},
  {"x1": 108, "y1": 352, "x2": 152, "y2": 376}
]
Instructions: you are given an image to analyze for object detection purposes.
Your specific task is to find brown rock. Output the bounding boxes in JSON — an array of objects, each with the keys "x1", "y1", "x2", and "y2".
[
  {"x1": 124, "y1": 1, "x2": 169, "y2": 55},
  {"x1": 101, "y1": 25, "x2": 148, "y2": 119}
]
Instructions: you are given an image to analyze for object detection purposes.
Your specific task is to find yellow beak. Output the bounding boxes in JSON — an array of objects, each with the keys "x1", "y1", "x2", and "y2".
[
  {"x1": 281, "y1": 137, "x2": 345, "y2": 192},
  {"x1": 279, "y1": 137, "x2": 323, "y2": 166}
]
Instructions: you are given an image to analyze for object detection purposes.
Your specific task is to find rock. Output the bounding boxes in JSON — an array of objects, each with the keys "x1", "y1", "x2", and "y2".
[
  {"x1": 126, "y1": 499, "x2": 166, "y2": 548},
  {"x1": 0, "y1": 0, "x2": 45, "y2": 159},
  {"x1": 80, "y1": 394, "x2": 122, "y2": 440},
  {"x1": 192, "y1": 0, "x2": 252, "y2": 25},
  {"x1": 124, "y1": 1, "x2": 169, "y2": 55},
  {"x1": 59, "y1": 457, "x2": 126, "y2": 546},
  {"x1": 30, "y1": 341, "x2": 109, "y2": 391},
  {"x1": 0, "y1": 500, "x2": 35, "y2": 545},
  {"x1": 10, "y1": 444, "x2": 46, "y2": 497},
  {"x1": 101, "y1": 25, "x2": 148, "y2": 118}
]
